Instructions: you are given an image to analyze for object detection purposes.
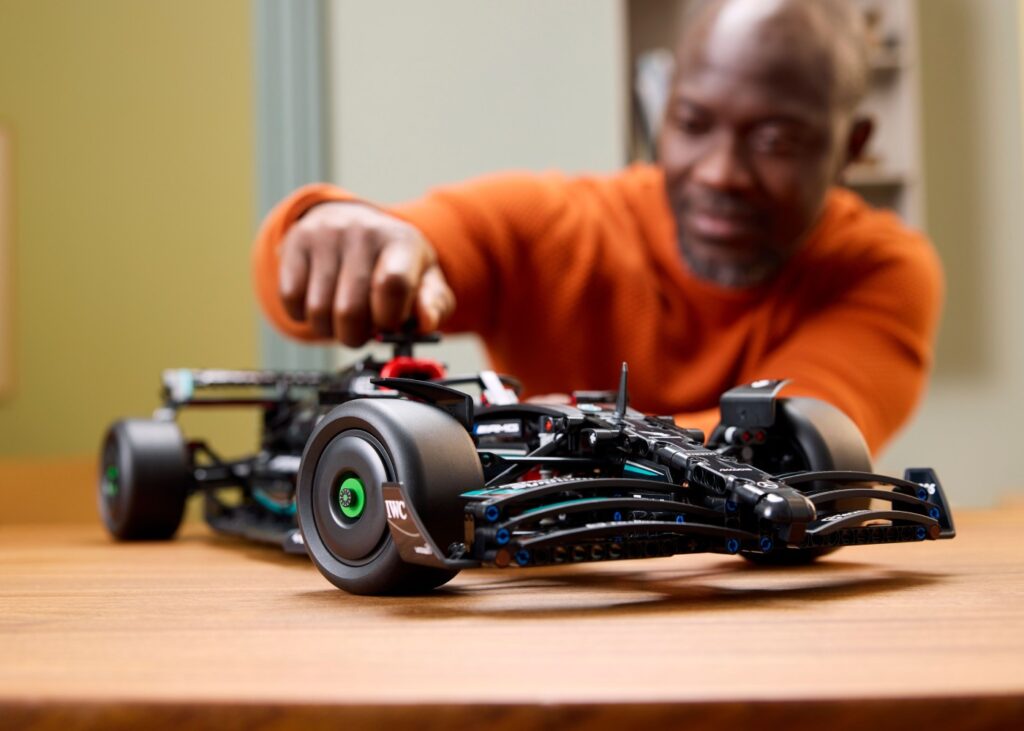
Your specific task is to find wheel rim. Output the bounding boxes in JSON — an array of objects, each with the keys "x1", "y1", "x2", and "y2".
[
  {"x1": 312, "y1": 430, "x2": 391, "y2": 564},
  {"x1": 100, "y1": 436, "x2": 126, "y2": 527},
  {"x1": 337, "y1": 476, "x2": 366, "y2": 519},
  {"x1": 102, "y1": 465, "x2": 120, "y2": 498}
]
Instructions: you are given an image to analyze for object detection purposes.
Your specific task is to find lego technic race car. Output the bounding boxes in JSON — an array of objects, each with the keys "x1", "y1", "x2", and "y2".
[
  {"x1": 97, "y1": 331, "x2": 521, "y2": 553},
  {"x1": 295, "y1": 364, "x2": 955, "y2": 595}
]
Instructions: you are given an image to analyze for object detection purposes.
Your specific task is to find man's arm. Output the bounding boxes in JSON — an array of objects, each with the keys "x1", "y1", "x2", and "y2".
[{"x1": 251, "y1": 172, "x2": 574, "y2": 345}]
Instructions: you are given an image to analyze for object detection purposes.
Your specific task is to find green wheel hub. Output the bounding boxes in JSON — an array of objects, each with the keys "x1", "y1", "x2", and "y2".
[
  {"x1": 337, "y1": 475, "x2": 366, "y2": 519},
  {"x1": 103, "y1": 465, "x2": 119, "y2": 497}
]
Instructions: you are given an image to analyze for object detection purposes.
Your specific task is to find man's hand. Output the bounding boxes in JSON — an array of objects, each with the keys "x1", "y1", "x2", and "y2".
[{"x1": 278, "y1": 202, "x2": 455, "y2": 346}]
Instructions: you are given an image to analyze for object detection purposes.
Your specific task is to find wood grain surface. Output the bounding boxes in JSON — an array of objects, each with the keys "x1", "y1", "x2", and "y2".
[{"x1": 2, "y1": 506, "x2": 1023, "y2": 730}]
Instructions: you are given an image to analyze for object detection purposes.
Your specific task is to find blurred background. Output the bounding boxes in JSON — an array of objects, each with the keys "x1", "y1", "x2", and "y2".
[{"x1": 0, "y1": 0, "x2": 1021, "y2": 523}]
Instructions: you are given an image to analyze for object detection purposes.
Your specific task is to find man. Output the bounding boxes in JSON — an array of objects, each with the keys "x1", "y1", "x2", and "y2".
[{"x1": 252, "y1": 0, "x2": 943, "y2": 455}]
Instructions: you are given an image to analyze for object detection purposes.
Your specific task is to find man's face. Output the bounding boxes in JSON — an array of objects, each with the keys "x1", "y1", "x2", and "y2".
[{"x1": 658, "y1": 5, "x2": 855, "y2": 285}]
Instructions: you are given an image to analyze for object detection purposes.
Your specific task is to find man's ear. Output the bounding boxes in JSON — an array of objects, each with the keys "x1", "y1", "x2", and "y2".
[{"x1": 844, "y1": 116, "x2": 874, "y2": 166}]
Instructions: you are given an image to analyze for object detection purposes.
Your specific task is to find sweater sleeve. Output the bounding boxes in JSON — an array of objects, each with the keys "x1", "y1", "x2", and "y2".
[
  {"x1": 388, "y1": 171, "x2": 579, "y2": 338},
  {"x1": 753, "y1": 237, "x2": 945, "y2": 455}
]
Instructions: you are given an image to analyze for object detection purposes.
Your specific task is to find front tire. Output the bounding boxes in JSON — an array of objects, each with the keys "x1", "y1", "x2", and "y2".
[
  {"x1": 99, "y1": 419, "x2": 191, "y2": 540},
  {"x1": 297, "y1": 398, "x2": 484, "y2": 595}
]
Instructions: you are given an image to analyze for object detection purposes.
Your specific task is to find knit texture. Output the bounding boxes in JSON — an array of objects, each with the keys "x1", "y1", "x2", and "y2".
[{"x1": 252, "y1": 165, "x2": 943, "y2": 454}]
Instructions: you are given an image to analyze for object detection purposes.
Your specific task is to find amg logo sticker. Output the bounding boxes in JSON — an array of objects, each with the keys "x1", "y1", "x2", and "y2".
[{"x1": 385, "y1": 499, "x2": 408, "y2": 520}]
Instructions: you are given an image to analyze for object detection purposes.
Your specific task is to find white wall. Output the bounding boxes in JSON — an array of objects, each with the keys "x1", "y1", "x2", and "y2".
[{"x1": 327, "y1": 0, "x2": 626, "y2": 203}]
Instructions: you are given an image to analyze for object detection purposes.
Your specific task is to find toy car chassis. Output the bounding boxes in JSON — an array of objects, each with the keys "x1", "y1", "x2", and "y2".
[
  {"x1": 295, "y1": 366, "x2": 955, "y2": 595},
  {"x1": 99, "y1": 332, "x2": 955, "y2": 596},
  {"x1": 98, "y1": 331, "x2": 520, "y2": 553}
]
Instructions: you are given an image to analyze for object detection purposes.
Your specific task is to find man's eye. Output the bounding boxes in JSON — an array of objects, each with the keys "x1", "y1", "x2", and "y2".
[
  {"x1": 677, "y1": 116, "x2": 711, "y2": 135},
  {"x1": 749, "y1": 125, "x2": 805, "y2": 155}
]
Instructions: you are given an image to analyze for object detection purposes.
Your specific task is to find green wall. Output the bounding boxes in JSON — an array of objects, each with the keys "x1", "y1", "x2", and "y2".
[{"x1": 0, "y1": 0, "x2": 259, "y2": 457}]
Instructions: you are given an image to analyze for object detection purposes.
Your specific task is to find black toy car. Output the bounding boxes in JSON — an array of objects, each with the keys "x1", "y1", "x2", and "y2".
[
  {"x1": 295, "y1": 365, "x2": 955, "y2": 595},
  {"x1": 98, "y1": 331, "x2": 520, "y2": 553}
]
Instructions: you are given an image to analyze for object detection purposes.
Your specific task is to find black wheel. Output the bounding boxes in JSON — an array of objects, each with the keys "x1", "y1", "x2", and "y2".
[
  {"x1": 740, "y1": 397, "x2": 872, "y2": 565},
  {"x1": 297, "y1": 398, "x2": 484, "y2": 596},
  {"x1": 98, "y1": 419, "x2": 192, "y2": 540}
]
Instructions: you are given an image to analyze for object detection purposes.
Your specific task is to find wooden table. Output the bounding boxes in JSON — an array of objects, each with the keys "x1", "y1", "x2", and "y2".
[{"x1": 3, "y1": 506, "x2": 1023, "y2": 730}]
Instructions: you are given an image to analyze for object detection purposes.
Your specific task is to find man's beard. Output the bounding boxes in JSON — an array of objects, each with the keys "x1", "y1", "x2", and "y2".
[
  {"x1": 669, "y1": 186, "x2": 786, "y2": 288},
  {"x1": 676, "y1": 230, "x2": 788, "y2": 288}
]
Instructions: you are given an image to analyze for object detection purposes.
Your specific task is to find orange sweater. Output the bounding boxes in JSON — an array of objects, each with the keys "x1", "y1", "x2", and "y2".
[{"x1": 253, "y1": 165, "x2": 943, "y2": 455}]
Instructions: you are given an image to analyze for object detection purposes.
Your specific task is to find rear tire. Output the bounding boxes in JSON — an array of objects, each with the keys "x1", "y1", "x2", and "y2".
[
  {"x1": 297, "y1": 398, "x2": 484, "y2": 595},
  {"x1": 99, "y1": 419, "x2": 191, "y2": 540},
  {"x1": 740, "y1": 397, "x2": 872, "y2": 565}
]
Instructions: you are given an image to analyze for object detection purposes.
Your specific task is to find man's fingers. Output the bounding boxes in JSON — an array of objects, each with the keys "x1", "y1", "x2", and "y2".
[
  {"x1": 279, "y1": 227, "x2": 310, "y2": 322},
  {"x1": 304, "y1": 232, "x2": 341, "y2": 338},
  {"x1": 415, "y1": 264, "x2": 455, "y2": 332},
  {"x1": 371, "y1": 237, "x2": 428, "y2": 330},
  {"x1": 277, "y1": 202, "x2": 439, "y2": 343},
  {"x1": 333, "y1": 235, "x2": 377, "y2": 347}
]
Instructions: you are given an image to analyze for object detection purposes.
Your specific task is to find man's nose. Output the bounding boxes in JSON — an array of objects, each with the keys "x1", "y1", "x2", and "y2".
[{"x1": 692, "y1": 133, "x2": 754, "y2": 190}]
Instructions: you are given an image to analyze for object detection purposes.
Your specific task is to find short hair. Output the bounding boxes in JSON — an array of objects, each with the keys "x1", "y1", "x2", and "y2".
[{"x1": 681, "y1": 0, "x2": 870, "y2": 111}]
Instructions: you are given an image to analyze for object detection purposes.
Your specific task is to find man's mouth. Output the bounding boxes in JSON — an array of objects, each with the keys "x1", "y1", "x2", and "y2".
[{"x1": 686, "y1": 209, "x2": 761, "y2": 244}]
